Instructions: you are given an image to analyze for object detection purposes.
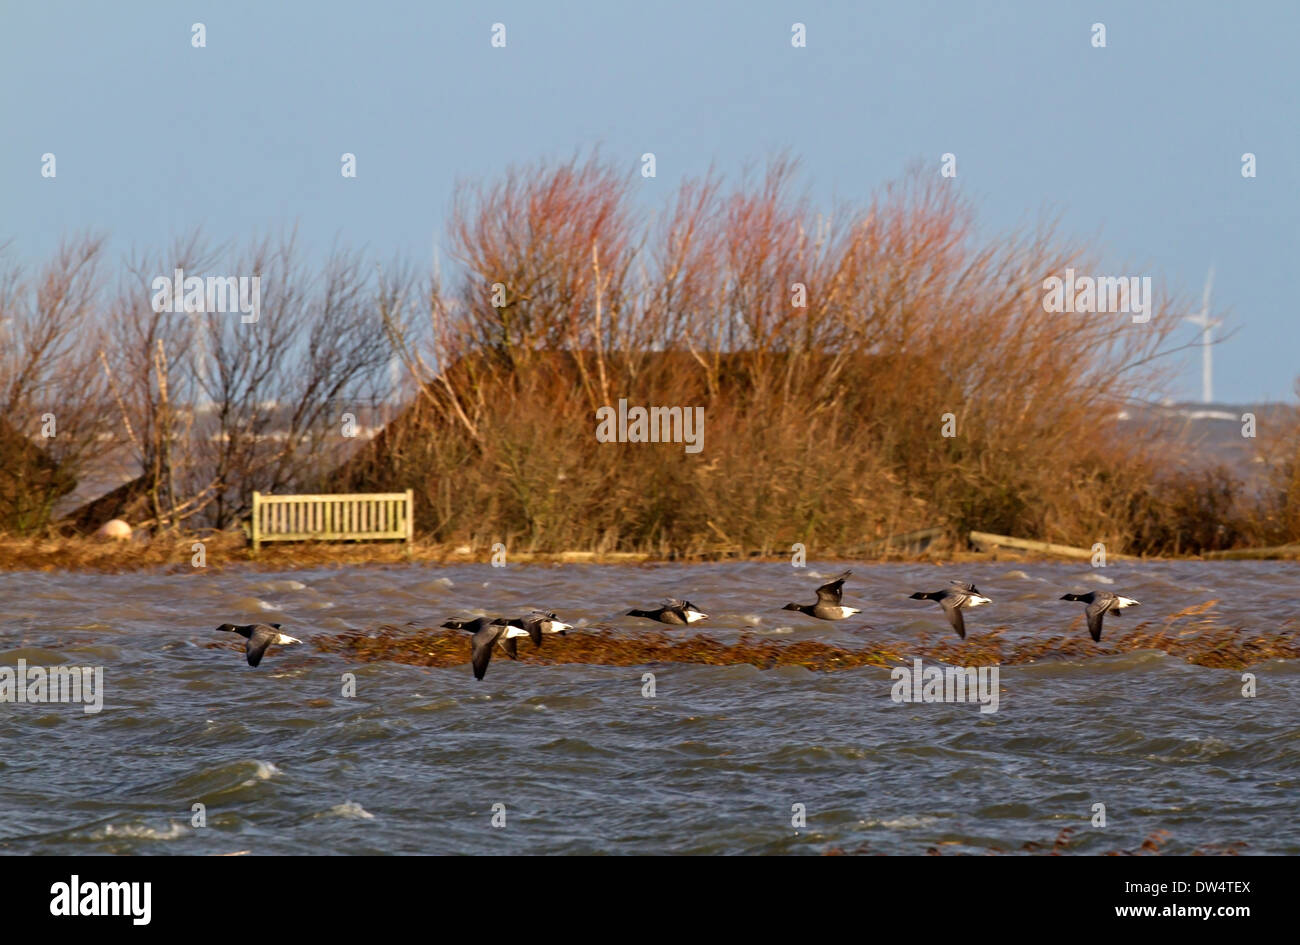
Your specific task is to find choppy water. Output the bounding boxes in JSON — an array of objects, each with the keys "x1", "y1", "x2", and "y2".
[{"x1": 1, "y1": 560, "x2": 1297, "y2": 855}]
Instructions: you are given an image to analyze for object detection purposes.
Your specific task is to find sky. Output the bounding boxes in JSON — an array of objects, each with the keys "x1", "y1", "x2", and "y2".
[{"x1": 2, "y1": 0, "x2": 1296, "y2": 403}]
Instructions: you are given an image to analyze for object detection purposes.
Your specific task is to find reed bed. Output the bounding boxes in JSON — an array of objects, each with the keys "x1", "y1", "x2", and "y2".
[{"x1": 315, "y1": 606, "x2": 1298, "y2": 673}]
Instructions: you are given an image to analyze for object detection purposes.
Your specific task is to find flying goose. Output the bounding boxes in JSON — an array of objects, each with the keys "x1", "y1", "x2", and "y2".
[
  {"x1": 506, "y1": 611, "x2": 573, "y2": 640},
  {"x1": 626, "y1": 599, "x2": 709, "y2": 625},
  {"x1": 216, "y1": 623, "x2": 303, "y2": 667},
  {"x1": 782, "y1": 570, "x2": 861, "y2": 620},
  {"x1": 1059, "y1": 590, "x2": 1139, "y2": 641},
  {"x1": 440, "y1": 617, "x2": 543, "y2": 681},
  {"x1": 908, "y1": 581, "x2": 992, "y2": 639}
]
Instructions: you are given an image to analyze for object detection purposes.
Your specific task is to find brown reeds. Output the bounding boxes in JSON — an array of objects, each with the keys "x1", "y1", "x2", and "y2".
[
  {"x1": 0, "y1": 531, "x2": 663, "y2": 572},
  {"x1": 314, "y1": 604, "x2": 1298, "y2": 673}
]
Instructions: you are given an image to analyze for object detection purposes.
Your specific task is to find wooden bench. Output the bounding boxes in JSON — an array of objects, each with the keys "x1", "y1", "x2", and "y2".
[{"x1": 250, "y1": 490, "x2": 414, "y2": 553}]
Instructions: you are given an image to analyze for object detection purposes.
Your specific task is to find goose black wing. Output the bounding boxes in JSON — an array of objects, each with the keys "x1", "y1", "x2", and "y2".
[
  {"x1": 517, "y1": 616, "x2": 544, "y2": 647},
  {"x1": 471, "y1": 624, "x2": 505, "y2": 680},
  {"x1": 1085, "y1": 601, "x2": 1107, "y2": 642},
  {"x1": 245, "y1": 625, "x2": 278, "y2": 667},
  {"x1": 939, "y1": 598, "x2": 967, "y2": 639},
  {"x1": 815, "y1": 571, "x2": 851, "y2": 605}
]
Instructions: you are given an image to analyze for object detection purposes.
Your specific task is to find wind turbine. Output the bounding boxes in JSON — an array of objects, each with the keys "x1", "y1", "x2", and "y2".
[{"x1": 1184, "y1": 267, "x2": 1219, "y2": 404}]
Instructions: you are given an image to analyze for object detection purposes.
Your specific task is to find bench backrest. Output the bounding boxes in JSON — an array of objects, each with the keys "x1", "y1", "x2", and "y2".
[{"x1": 251, "y1": 490, "x2": 414, "y2": 550}]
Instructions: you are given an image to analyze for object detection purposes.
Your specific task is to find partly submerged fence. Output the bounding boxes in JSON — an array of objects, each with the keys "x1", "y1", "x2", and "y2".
[{"x1": 249, "y1": 490, "x2": 414, "y2": 552}]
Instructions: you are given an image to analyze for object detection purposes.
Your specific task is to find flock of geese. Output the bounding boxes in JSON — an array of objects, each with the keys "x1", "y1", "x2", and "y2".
[{"x1": 213, "y1": 571, "x2": 1140, "y2": 679}]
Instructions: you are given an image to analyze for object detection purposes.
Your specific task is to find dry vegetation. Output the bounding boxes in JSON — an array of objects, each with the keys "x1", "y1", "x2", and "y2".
[
  {"x1": 352, "y1": 155, "x2": 1300, "y2": 557},
  {"x1": 4, "y1": 156, "x2": 1300, "y2": 559},
  {"x1": 0, "y1": 236, "x2": 118, "y2": 531},
  {"x1": 1, "y1": 233, "x2": 396, "y2": 537},
  {"x1": 0, "y1": 531, "x2": 655, "y2": 572},
  {"x1": 314, "y1": 598, "x2": 1298, "y2": 673}
]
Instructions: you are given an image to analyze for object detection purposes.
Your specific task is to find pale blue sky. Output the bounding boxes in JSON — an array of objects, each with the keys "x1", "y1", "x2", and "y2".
[{"x1": 2, "y1": 0, "x2": 1296, "y2": 402}]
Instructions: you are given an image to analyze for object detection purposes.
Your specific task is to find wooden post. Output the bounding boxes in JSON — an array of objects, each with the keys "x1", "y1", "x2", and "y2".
[
  {"x1": 968, "y1": 531, "x2": 1137, "y2": 561},
  {"x1": 251, "y1": 491, "x2": 262, "y2": 555},
  {"x1": 1204, "y1": 542, "x2": 1300, "y2": 560}
]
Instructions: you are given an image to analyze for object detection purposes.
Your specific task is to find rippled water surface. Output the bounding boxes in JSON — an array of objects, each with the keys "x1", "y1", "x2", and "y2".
[{"x1": 1, "y1": 560, "x2": 1297, "y2": 854}]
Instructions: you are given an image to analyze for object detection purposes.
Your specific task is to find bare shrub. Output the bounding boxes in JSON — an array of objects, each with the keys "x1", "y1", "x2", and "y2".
[
  {"x1": 372, "y1": 154, "x2": 1194, "y2": 554},
  {"x1": 0, "y1": 235, "x2": 118, "y2": 533}
]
